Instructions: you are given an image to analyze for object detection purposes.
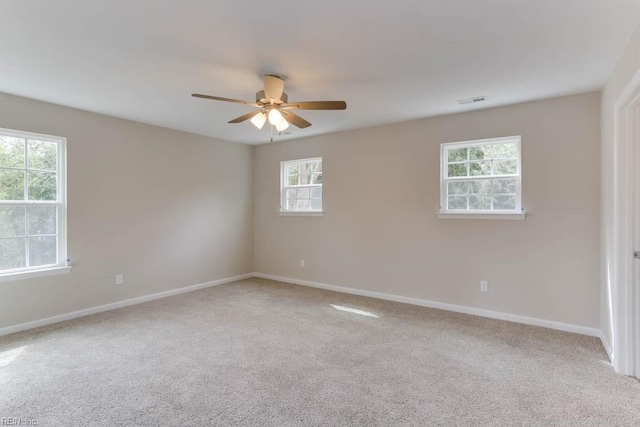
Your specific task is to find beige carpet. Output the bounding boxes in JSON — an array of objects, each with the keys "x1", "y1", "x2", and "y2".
[{"x1": 1, "y1": 278, "x2": 639, "y2": 426}]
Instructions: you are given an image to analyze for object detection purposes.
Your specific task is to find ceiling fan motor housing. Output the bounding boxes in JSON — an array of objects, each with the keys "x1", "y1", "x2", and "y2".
[{"x1": 256, "y1": 90, "x2": 287, "y2": 105}]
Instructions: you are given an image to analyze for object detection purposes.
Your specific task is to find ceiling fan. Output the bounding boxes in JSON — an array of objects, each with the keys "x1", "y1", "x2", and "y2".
[{"x1": 192, "y1": 75, "x2": 347, "y2": 136}]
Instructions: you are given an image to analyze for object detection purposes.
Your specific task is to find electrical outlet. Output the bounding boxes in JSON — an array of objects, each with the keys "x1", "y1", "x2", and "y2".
[
  {"x1": 480, "y1": 281, "x2": 488, "y2": 292},
  {"x1": 116, "y1": 274, "x2": 124, "y2": 285},
  {"x1": 300, "y1": 259, "x2": 305, "y2": 268}
]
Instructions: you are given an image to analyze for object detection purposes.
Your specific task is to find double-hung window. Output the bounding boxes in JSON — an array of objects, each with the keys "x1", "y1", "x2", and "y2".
[
  {"x1": 0, "y1": 128, "x2": 68, "y2": 280},
  {"x1": 439, "y1": 136, "x2": 524, "y2": 219},
  {"x1": 280, "y1": 157, "x2": 323, "y2": 214}
]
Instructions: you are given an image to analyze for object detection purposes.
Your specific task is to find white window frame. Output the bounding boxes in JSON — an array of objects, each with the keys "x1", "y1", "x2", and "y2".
[
  {"x1": 438, "y1": 136, "x2": 525, "y2": 220},
  {"x1": 0, "y1": 127, "x2": 70, "y2": 282},
  {"x1": 279, "y1": 157, "x2": 323, "y2": 216}
]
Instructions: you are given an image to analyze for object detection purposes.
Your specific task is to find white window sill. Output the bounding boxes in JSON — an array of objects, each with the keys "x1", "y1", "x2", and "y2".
[
  {"x1": 278, "y1": 210, "x2": 324, "y2": 216},
  {"x1": 0, "y1": 266, "x2": 72, "y2": 283},
  {"x1": 437, "y1": 211, "x2": 526, "y2": 220}
]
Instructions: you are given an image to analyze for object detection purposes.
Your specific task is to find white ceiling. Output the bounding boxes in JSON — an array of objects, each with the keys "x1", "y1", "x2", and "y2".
[{"x1": 1, "y1": 1, "x2": 639, "y2": 145}]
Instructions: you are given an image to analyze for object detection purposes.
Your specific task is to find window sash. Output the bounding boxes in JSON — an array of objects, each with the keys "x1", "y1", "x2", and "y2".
[
  {"x1": 281, "y1": 158, "x2": 323, "y2": 212},
  {"x1": 445, "y1": 174, "x2": 519, "y2": 181},
  {"x1": 284, "y1": 183, "x2": 322, "y2": 187},
  {"x1": 440, "y1": 136, "x2": 521, "y2": 214},
  {"x1": 0, "y1": 127, "x2": 66, "y2": 275}
]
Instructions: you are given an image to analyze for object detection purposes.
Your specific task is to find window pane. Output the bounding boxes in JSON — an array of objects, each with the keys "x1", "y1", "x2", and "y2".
[
  {"x1": 287, "y1": 164, "x2": 298, "y2": 175},
  {"x1": 448, "y1": 163, "x2": 467, "y2": 177},
  {"x1": 448, "y1": 148, "x2": 467, "y2": 162},
  {"x1": 297, "y1": 188, "x2": 310, "y2": 199},
  {"x1": 310, "y1": 187, "x2": 322, "y2": 198},
  {"x1": 27, "y1": 140, "x2": 57, "y2": 171},
  {"x1": 286, "y1": 188, "x2": 297, "y2": 199},
  {"x1": 0, "y1": 206, "x2": 26, "y2": 238},
  {"x1": 469, "y1": 161, "x2": 491, "y2": 176},
  {"x1": 311, "y1": 161, "x2": 322, "y2": 173},
  {"x1": 493, "y1": 195, "x2": 516, "y2": 210},
  {"x1": 469, "y1": 196, "x2": 491, "y2": 210},
  {"x1": 297, "y1": 199, "x2": 310, "y2": 210},
  {"x1": 286, "y1": 199, "x2": 297, "y2": 210},
  {"x1": 288, "y1": 175, "x2": 297, "y2": 186},
  {"x1": 299, "y1": 174, "x2": 310, "y2": 185},
  {"x1": 0, "y1": 169, "x2": 25, "y2": 200},
  {"x1": 299, "y1": 163, "x2": 312, "y2": 174},
  {"x1": 311, "y1": 173, "x2": 322, "y2": 184},
  {"x1": 28, "y1": 206, "x2": 56, "y2": 235},
  {"x1": 492, "y1": 143, "x2": 517, "y2": 159},
  {"x1": 492, "y1": 179, "x2": 517, "y2": 194},
  {"x1": 469, "y1": 145, "x2": 492, "y2": 161},
  {"x1": 447, "y1": 181, "x2": 468, "y2": 195},
  {"x1": 28, "y1": 236, "x2": 57, "y2": 266},
  {"x1": 447, "y1": 196, "x2": 467, "y2": 210},
  {"x1": 28, "y1": 171, "x2": 57, "y2": 201},
  {"x1": 0, "y1": 136, "x2": 25, "y2": 168},
  {"x1": 310, "y1": 198, "x2": 322, "y2": 210},
  {"x1": 469, "y1": 180, "x2": 492, "y2": 194},
  {"x1": 493, "y1": 160, "x2": 517, "y2": 175},
  {"x1": 0, "y1": 238, "x2": 26, "y2": 270}
]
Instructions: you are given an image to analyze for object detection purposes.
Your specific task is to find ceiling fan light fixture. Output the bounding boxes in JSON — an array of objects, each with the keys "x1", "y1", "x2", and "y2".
[
  {"x1": 268, "y1": 108, "x2": 284, "y2": 125},
  {"x1": 276, "y1": 119, "x2": 290, "y2": 132},
  {"x1": 192, "y1": 74, "x2": 347, "y2": 140},
  {"x1": 250, "y1": 111, "x2": 267, "y2": 129}
]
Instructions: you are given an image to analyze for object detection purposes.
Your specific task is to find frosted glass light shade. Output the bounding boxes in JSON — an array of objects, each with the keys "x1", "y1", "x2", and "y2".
[
  {"x1": 276, "y1": 119, "x2": 289, "y2": 132},
  {"x1": 250, "y1": 112, "x2": 267, "y2": 129},
  {"x1": 268, "y1": 108, "x2": 284, "y2": 125}
]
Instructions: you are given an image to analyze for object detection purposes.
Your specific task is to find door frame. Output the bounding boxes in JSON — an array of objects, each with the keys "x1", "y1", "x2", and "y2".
[{"x1": 612, "y1": 68, "x2": 640, "y2": 377}]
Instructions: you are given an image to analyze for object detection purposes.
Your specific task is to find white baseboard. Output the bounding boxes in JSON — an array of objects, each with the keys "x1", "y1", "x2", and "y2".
[
  {"x1": 253, "y1": 272, "x2": 602, "y2": 338},
  {"x1": 0, "y1": 273, "x2": 253, "y2": 337},
  {"x1": 600, "y1": 332, "x2": 614, "y2": 363},
  {"x1": 3, "y1": 272, "x2": 604, "y2": 342}
]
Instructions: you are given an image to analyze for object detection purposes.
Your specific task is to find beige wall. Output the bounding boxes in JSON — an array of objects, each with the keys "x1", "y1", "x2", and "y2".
[
  {"x1": 0, "y1": 90, "x2": 604, "y2": 331},
  {"x1": 0, "y1": 93, "x2": 253, "y2": 329},
  {"x1": 600, "y1": 24, "x2": 640, "y2": 351},
  {"x1": 254, "y1": 92, "x2": 601, "y2": 328}
]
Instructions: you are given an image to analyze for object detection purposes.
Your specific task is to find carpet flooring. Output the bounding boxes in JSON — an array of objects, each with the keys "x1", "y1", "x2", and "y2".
[{"x1": 1, "y1": 278, "x2": 639, "y2": 426}]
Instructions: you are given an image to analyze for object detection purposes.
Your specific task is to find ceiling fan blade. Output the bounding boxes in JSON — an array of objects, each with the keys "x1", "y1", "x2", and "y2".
[
  {"x1": 192, "y1": 94, "x2": 260, "y2": 107},
  {"x1": 283, "y1": 101, "x2": 347, "y2": 110},
  {"x1": 280, "y1": 110, "x2": 312, "y2": 129},
  {"x1": 263, "y1": 75, "x2": 284, "y2": 102},
  {"x1": 228, "y1": 111, "x2": 261, "y2": 124}
]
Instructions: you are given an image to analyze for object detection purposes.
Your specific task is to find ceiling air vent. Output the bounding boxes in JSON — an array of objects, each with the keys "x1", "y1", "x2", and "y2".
[{"x1": 457, "y1": 96, "x2": 487, "y2": 105}]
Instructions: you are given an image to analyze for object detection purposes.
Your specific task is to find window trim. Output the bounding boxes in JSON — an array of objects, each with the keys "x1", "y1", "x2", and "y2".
[
  {"x1": 0, "y1": 127, "x2": 69, "y2": 281},
  {"x1": 0, "y1": 266, "x2": 71, "y2": 283},
  {"x1": 278, "y1": 210, "x2": 324, "y2": 217},
  {"x1": 438, "y1": 135, "x2": 525, "y2": 220},
  {"x1": 279, "y1": 157, "x2": 324, "y2": 215},
  {"x1": 436, "y1": 211, "x2": 525, "y2": 220}
]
